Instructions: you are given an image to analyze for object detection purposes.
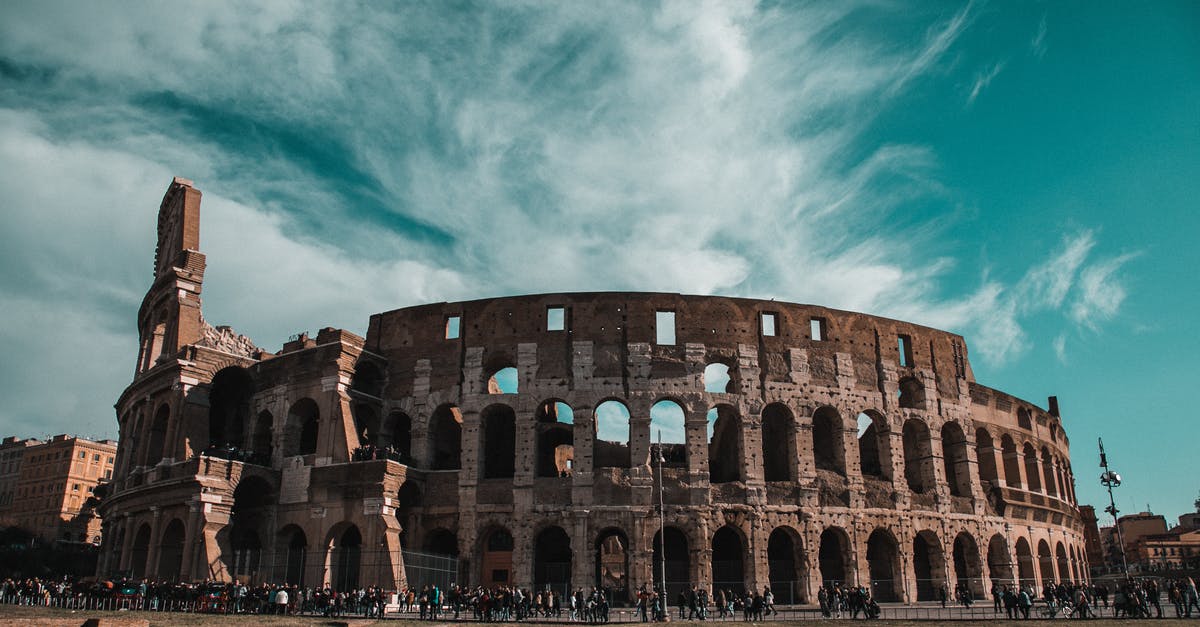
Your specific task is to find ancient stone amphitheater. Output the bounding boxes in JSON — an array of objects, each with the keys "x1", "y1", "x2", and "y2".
[{"x1": 97, "y1": 178, "x2": 1087, "y2": 604}]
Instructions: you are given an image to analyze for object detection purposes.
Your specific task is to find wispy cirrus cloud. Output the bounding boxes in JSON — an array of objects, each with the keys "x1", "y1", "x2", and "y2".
[{"x1": 967, "y1": 61, "x2": 1006, "y2": 105}]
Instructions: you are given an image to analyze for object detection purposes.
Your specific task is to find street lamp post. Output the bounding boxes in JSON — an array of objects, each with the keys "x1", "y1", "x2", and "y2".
[
  {"x1": 655, "y1": 429, "x2": 668, "y2": 619},
  {"x1": 1098, "y1": 438, "x2": 1129, "y2": 579}
]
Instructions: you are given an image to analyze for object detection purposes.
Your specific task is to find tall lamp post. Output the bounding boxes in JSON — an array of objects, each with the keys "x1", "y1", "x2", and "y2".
[
  {"x1": 655, "y1": 429, "x2": 668, "y2": 618},
  {"x1": 1098, "y1": 438, "x2": 1129, "y2": 579}
]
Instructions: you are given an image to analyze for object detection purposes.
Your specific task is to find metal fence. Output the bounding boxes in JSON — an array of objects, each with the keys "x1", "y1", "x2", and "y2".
[{"x1": 403, "y1": 549, "x2": 459, "y2": 591}]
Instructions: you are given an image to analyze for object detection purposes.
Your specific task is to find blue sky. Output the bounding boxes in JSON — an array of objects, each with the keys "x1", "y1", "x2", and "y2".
[{"x1": 0, "y1": 1, "x2": 1196, "y2": 522}]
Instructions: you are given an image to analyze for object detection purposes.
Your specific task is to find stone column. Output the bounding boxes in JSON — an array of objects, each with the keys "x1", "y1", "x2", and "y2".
[
  {"x1": 685, "y1": 407, "x2": 710, "y2": 504},
  {"x1": 144, "y1": 507, "x2": 163, "y2": 579},
  {"x1": 572, "y1": 407, "x2": 595, "y2": 504}
]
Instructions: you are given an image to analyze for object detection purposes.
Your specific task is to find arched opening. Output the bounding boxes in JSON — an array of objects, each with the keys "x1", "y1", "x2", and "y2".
[
  {"x1": 278, "y1": 525, "x2": 307, "y2": 586},
  {"x1": 1056, "y1": 542, "x2": 1069, "y2": 584},
  {"x1": 157, "y1": 519, "x2": 185, "y2": 582},
  {"x1": 251, "y1": 410, "x2": 273, "y2": 464},
  {"x1": 857, "y1": 411, "x2": 891, "y2": 480},
  {"x1": 283, "y1": 398, "x2": 320, "y2": 457},
  {"x1": 902, "y1": 419, "x2": 933, "y2": 494},
  {"x1": 145, "y1": 405, "x2": 169, "y2": 466},
  {"x1": 1017, "y1": 408, "x2": 1032, "y2": 430},
  {"x1": 1001, "y1": 435, "x2": 1022, "y2": 488},
  {"x1": 650, "y1": 400, "x2": 687, "y2": 468},
  {"x1": 711, "y1": 526, "x2": 745, "y2": 594},
  {"x1": 1041, "y1": 447, "x2": 1058, "y2": 497},
  {"x1": 1022, "y1": 443, "x2": 1042, "y2": 493},
  {"x1": 396, "y1": 481, "x2": 422, "y2": 547},
  {"x1": 536, "y1": 401, "x2": 575, "y2": 477},
  {"x1": 330, "y1": 525, "x2": 362, "y2": 591},
  {"x1": 594, "y1": 400, "x2": 631, "y2": 468},
  {"x1": 653, "y1": 526, "x2": 690, "y2": 598},
  {"x1": 898, "y1": 377, "x2": 924, "y2": 409},
  {"x1": 703, "y1": 362, "x2": 731, "y2": 393},
  {"x1": 429, "y1": 404, "x2": 462, "y2": 470},
  {"x1": 596, "y1": 529, "x2": 629, "y2": 602},
  {"x1": 1015, "y1": 538, "x2": 1035, "y2": 588},
  {"x1": 130, "y1": 524, "x2": 151, "y2": 579},
  {"x1": 761, "y1": 403, "x2": 796, "y2": 481},
  {"x1": 987, "y1": 534, "x2": 1013, "y2": 586},
  {"x1": 350, "y1": 361, "x2": 383, "y2": 397},
  {"x1": 231, "y1": 476, "x2": 274, "y2": 583},
  {"x1": 1070, "y1": 546, "x2": 1081, "y2": 583},
  {"x1": 352, "y1": 402, "x2": 380, "y2": 447},
  {"x1": 480, "y1": 404, "x2": 516, "y2": 479},
  {"x1": 534, "y1": 526, "x2": 573, "y2": 593},
  {"x1": 975, "y1": 428, "x2": 998, "y2": 486},
  {"x1": 707, "y1": 405, "x2": 742, "y2": 483},
  {"x1": 812, "y1": 406, "x2": 845, "y2": 476},
  {"x1": 424, "y1": 528, "x2": 458, "y2": 556},
  {"x1": 768, "y1": 527, "x2": 806, "y2": 605},
  {"x1": 208, "y1": 367, "x2": 254, "y2": 449},
  {"x1": 867, "y1": 528, "x2": 901, "y2": 602},
  {"x1": 487, "y1": 366, "x2": 518, "y2": 394},
  {"x1": 953, "y1": 532, "x2": 983, "y2": 597},
  {"x1": 941, "y1": 421, "x2": 971, "y2": 497},
  {"x1": 383, "y1": 411, "x2": 412, "y2": 459},
  {"x1": 818, "y1": 527, "x2": 849, "y2": 587},
  {"x1": 913, "y1": 530, "x2": 945, "y2": 601},
  {"x1": 1037, "y1": 539, "x2": 1054, "y2": 586},
  {"x1": 480, "y1": 527, "x2": 514, "y2": 589}
]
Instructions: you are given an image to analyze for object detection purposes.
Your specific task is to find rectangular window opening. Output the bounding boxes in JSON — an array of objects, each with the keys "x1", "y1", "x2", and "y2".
[
  {"x1": 547, "y1": 306, "x2": 565, "y2": 331},
  {"x1": 656, "y1": 311, "x2": 676, "y2": 345},
  {"x1": 810, "y1": 318, "x2": 826, "y2": 341},
  {"x1": 898, "y1": 334, "x2": 913, "y2": 367},
  {"x1": 761, "y1": 312, "x2": 777, "y2": 337},
  {"x1": 444, "y1": 315, "x2": 461, "y2": 340}
]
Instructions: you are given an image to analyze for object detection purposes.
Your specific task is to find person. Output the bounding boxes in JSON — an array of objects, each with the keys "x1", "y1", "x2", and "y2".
[
  {"x1": 939, "y1": 582, "x2": 948, "y2": 608},
  {"x1": 276, "y1": 585, "x2": 289, "y2": 616},
  {"x1": 992, "y1": 583, "x2": 1002, "y2": 613},
  {"x1": 761, "y1": 586, "x2": 772, "y2": 617},
  {"x1": 1185, "y1": 576, "x2": 1200, "y2": 618},
  {"x1": 1017, "y1": 586, "x2": 1032, "y2": 620},
  {"x1": 818, "y1": 585, "x2": 830, "y2": 618}
]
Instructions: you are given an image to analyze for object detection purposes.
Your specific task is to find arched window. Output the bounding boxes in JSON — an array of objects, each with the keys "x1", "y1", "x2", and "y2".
[
  {"x1": 857, "y1": 411, "x2": 891, "y2": 480},
  {"x1": 707, "y1": 405, "x2": 742, "y2": 483},
  {"x1": 1042, "y1": 446, "x2": 1058, "y2": 497},
  {"x1": 941, "y1": 421, "x2": 971, "y2": 497},
  {"x1": 702, "y1": 362, "x2": 731, "y2": 393},
  {"x1": 536, "y1": 401, "x2": 574, "y2": 477},
  {"x1": 487, "y1": 367, "x2": 518, "y2": 394},
  {"x1": 284, "y1": 399, "x2": 320, "y2": 457},
  {"x1": 975, "y1": 428, "x2": 998, "y2": 486},
  {"x1": 429, "y1": 404, "x2": 462, "y2": 470},
  {"x1": 207, "y1": 367, "x2": 253, "y2": 449},
  {"x1": 898, "y1": 377, "x2": 924, "y2": 410},
  {"x1": 594, "y1": 400, "x2": 631, "y2": 469},
  {"x1": 1023, "y1": 442, "x2": 1042, "y2": 493},
  {"x1": 650, "y1": 400, "x2": 687, "y2": 468},
  {"x1": 1001, "y1": 434, "x2": 1022, "y2": 489},
  {"x1": 902, "y1": 419, "x2": 933, "y2": 493},
  {"x1": 480, "y1": 404, "x2": 516, "y2": 478},
  {"x1": 1017, "y1": 408, "x2": 1032, "y2": 430},
  {"x1": 145, "y1": 404, "x2": 170, "y2": 466},
  {"x1": 761, "y1": 403, "x2": 795, "y2": 482},
  {"x1": 811, "y1": 407, "x2": 845, "y2": 476}
]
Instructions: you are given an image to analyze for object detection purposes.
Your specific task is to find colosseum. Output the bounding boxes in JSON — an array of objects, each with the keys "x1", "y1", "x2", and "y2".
[{"x1": 96, "y1": 178, "x2": 1088, "y2": 603}]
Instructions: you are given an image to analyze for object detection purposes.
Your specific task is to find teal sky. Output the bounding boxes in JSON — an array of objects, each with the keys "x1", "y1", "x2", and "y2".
[{"x1": 0, "y1": 1, "x2": 1196, "y2": 522}]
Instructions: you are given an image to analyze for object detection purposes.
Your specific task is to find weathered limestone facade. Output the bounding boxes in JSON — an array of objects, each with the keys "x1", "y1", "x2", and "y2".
[{"x1": 98, "y1": 179, "x2": 1087, "y2": 603}]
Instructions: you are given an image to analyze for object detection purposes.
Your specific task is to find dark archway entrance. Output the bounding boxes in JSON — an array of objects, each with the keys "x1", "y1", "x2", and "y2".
[
  {"x1": 953, "y1": 532, "x2": 983, "y2": 596},
  {"x1": 653, "y1": 527, "x2": 690, "y2": 599},
  {"x1": 818, "y1": 527, "x2": 849, "y2": 587},
  {"x1": 867, "y1": 529, "x2": 901, "y2": 602},
  {"x1": 481, "y1": 404, "x2": 516, "y2": 479},
  {"x1": 761, "y1": 403, "x2": 795, "y2": 481},
  {"x1": 913, "y1": 531, "x2": 944, "y2": 601},
  {"x1": 429, "y1": 404, "x2": 462, "y2": 470},
  {"x1": 534, "y1": 526, "x2": 573, "y2": 594},
  {"x1": 596, "y1": 529, "x2": 629, "y2": 604},
  {"x1": 987, "y1": 534, "x2": 1013, "y2": 586},
  {"x1": 157, "y1": 519, "x2": 185, "y2": 582},
  {"x1": 331, "y1": 525, "x2": 362, "y2": 591},
  {"x1": 278, "y1": 525, "x2": 307, "y2": 586},
  {"x1": 711, "y1": 526, "x2": 745, "y2": 594},
  {"x1": 480, "y1": 527, "x2": 514, "y2": 590},
  {"x1": 208, "y1": 367, "x2": 253, "y2": 449},
  {"x1": 767, "y1": 527, "x2": 806, "y2": 604},
  {"x1": 230, "y1": 476, "x2": 274, "y2": 583}
]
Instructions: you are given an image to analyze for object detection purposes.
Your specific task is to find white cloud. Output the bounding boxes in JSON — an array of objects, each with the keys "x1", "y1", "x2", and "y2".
[
  {"x1": 1052, "y1": 334, "x2": 1068, "y2": 363},
  {"x1": 1070, "y1": 253, "x2": 1138, "y2": 331},
  {"x1": 967, "y1": 61, "x2": 1006, "y2": 105}
]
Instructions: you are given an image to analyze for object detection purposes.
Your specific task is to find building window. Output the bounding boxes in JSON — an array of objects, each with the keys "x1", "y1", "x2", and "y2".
[
  {"x1": 107, "y1": 457, "x2": 114, "y2": 464},
  {"x1": 760, "y1": 312, "x2": 778, "y2": 337},
  {"x1": 104, "y1": 470, "x2": 112, "y2": 479},
  {"x1": 810, "y1": 318, "x2": 826, "y2": 341},
  {"x1": 547, "y1": 306, "x2": 565, "y2": 331},
  {"x1": 656, "y1": 311, "x2": 676, "y2": 345},
  {"x1": 72, "y1": 484, "x2": 80, "y2": 491},
  {"x1": 444, "y1": 315, "x2": 461, "y2": 340},
  {"x1": 79, "y1": 452, "x2": 85, "y2": 459},
  {"x1": 898, "y1": 334, "x2": 914, "y2": 367}
]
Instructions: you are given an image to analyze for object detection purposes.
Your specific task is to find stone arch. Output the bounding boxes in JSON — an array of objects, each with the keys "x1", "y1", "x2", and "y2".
[
  {"x1": 941, "y1": 421, "x2": 971, "y2": 497},
  {"x1": 1037, "y1": 539, "x2": 1054, "y2": 586},
  {"x1": 230, "y1": 475, "x2": 275, "y2": 582},
  {"x1": 767, "y1": 526, "x2": 807, "y2": 604},
  {"x1": 703, "y1": 361, "x2": 732, "y2": 393},
  {"x1": 866, "y1": 527, "x2": 902, "y2": 602},
  {"x1": 1022, "y1": 442, "x2": 1042, "y2": 493},
  {"x1": 251, "y1": 410, "x2": 273, "y2": 463},
  {"x1": 594, "y1": 399, "x2": 631, "y2": 468},
  {"x1": 487, "y1": 366, "x2": 518, "y2": 394},
  {"x1": 1015, "y1": 537, "x2": 1035, "y2": 588},
  {"x1": 1017, "y1": 408, "x2": 1032, "y2": 430},
  {"x1": 953, "y1": 532, "x2": 984, "y2": 596},
  {"x1": 913, "y1": 529, "x2": 946, "y2": 601},
  {"x1": 157, "y1": 518, "x2": 186, "y2": 582},
  {"x1": 1041, "y1": 446, "x2": 1058, "y2": 497},
  {"x1": 145, "y1": 404, "x2": 170, "y2": 466},
  {"x1": 987, "y1": 534, "x2": 1013, "y2": 586},
  {"x1": 424, "y1": 528, "x2": 458, "y2": 556},
  {"x1": 327, "y1": 523, "x2": 362, "y2": 591},
  {"x1": 536, "y1": 400, "x2": 575, "y2": 477},
  {"x1": 479, "y1": 526, "x2": 514, "y2": 589},
  {"x1": 857, "y1": 410, "x2": 892, "y2": 480},
  {"x1": 283, "y1": 398, "x2": 320, "y2": 457},
  {"x1": 711, "y1": 525, "x2": 747, "y2": 593},
  {"x1": 130, "y1": 523, "x2": 151, "y2": 579},
  {"x1": 898, "y1": 376, "x2": 925, "y2": 409},
  {"x1": 533, "y1": 525, "x2": 573, "y2": 593},
  {"x1": 902, "y1": 419, "x2": 934, "y2": 494},
  {"x1": 818, "y1": 526, "x2": 851, "y2": 587},
  {"x1": 395, "y1": 480, "x2": 422, "y2": 546},
  {"x1": 650, "y1": 399, "x2": 687, "y2": 468},
  {"x1": 1001, "y1": 434, "x2": 1022, "y2": 489},
  {"x1": 595, "y1": 528, "x2": 629, "y2": 598},
  {"x1": 975, "y1": 428, "x2": 999, "y2": 486},
  {"x1": 812, "y1": 406, "x2": 845, "y2": 476},
  {"x1": 383, "y1": 410, "x2": 412, "y2": 458},
  {"x1": 277, "y1": 525, "x2": 308, "y2": 586},
  {"x1": 480, "y1": 403, "x2": 516, "y2": 479},
  {"x1": 351, "y1": 402, "x2": 380, "y2": 447},
  {"x1": 350, "y1": 360, "x2": 383, "y2": 397},
  {"x1": 761, "y1": 403, "x2": 796, "y2": 481},
  {"x1": 429, "y1": 404, "x2": 462, "y2": 470},
  {"x1": 208, "y1": 366, "x2": 254, "y2": 449},
  {"x1": 707, "y1": 404, "x2": 742, "y2": 483},
  {"x1": 1055, "y1": 541, "x2": 1069, "y2": 584},
  {"x1": 653, "y1": 526, "x2": 690, "y2": 598}
]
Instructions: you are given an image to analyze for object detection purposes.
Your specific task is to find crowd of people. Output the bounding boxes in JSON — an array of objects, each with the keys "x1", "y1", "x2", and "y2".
[
  {"x1": 816, "y1": 584, "x2": 882, "y2": 619},
  {"x1": 986, "y1": 577, "x2": 1200, "y2": 619}
]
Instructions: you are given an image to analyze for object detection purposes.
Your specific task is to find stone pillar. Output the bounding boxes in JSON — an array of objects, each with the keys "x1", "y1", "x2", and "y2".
[
  {"x1": 144, "y1": 507, "x2": 163, "y2": 579},
  {"x1": 572, "y1": 511, "x2": 592, "y2": 592},
  {"x1": 179, "y1": 501, "x2": 203, "y2": 582},
  {"x1": 513, "y1": 406, "x2": 536, "y2": 489},
  {"x1": 685, "y1": 408, "x2": 710, "y2": 504},
  {"x1": 572, "y1": 407, "x2": 595, "y2": 503},
  {"x1": 747, "y1": 516, "x2": 770, "y2": 595},
  {"x1": 511, "y1": 524, "x2": 533, "y2": 590},
  {"x1": 118, "y1": 514, "x2": 137, "y2": 573}
]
